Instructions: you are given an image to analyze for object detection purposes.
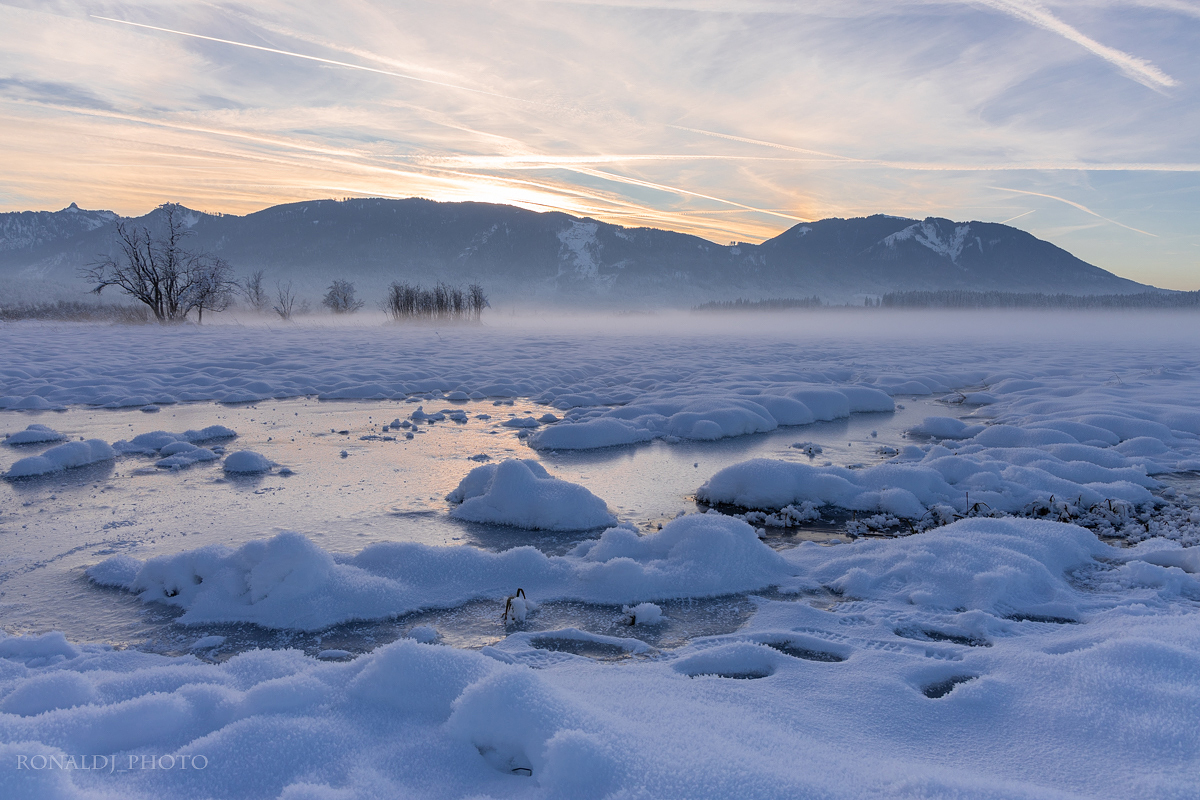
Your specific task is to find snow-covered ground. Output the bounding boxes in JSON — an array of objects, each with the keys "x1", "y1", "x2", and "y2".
[{"x1": 1, "y1": 311, "x2": 1198, "y2": 799}]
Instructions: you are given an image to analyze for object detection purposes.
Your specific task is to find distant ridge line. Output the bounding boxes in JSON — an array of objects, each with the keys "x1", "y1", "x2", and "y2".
[{"x1": 881, "y1": 290, "x2": 1196, "y2": 309}]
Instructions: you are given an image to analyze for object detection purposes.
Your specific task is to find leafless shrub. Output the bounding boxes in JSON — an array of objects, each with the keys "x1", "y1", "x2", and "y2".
[
  {"x1": 239, "y1": 270, "x2": 270, "y2": 312},
  {"x1": 274, "y1": 281, "x2": 297, "y2": 321},
  {"x1": 385, "y1": 282, "x2": 488, "y2": 322}
]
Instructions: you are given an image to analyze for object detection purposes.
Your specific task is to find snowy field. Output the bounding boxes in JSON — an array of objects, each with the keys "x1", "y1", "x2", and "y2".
[{"x1": 1, "y1": 310, "x2": 1199, "y2": 799}]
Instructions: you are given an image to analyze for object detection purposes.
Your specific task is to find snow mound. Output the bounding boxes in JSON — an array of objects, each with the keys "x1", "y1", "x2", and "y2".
[
  {"x1": 4, "y1": 395, "x2": 64, "y2": 410},
  {"x1": 87, "y1": 515, "x2": 791, "y2": 630},
  {"x1": 446, "y1": 459, "x2": 617, "y2": 530},
  {"x1": 4, "y1": 439, "x2": 115, "y2": 478},
  {"x1": 698, "y1": 443, "x2": 1158, "y2": 518},
  {"x1": 156, "y1": 442, "x2": 219, "y2": 469},
  {"x1": 112, "y1": 425, "x2": 238, "y2": 455},
  {"x1": 530, "y1": 388, "x2": 893, "y2": 451},
  {"x1": 3, "y1": 424, "x2": 67, "y2": 446},
  {"x1": 223, "y1": 450, "x2": 273, "y2": 474},
  {"x1": 781, "y1": 517, "x2": 1105, "y2": 619}
]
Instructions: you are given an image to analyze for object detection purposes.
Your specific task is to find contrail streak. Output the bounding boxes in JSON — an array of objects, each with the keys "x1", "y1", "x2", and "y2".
[
  {"x1": 973, "y1": 0, "x2": 1177, "y2": 90},
  {"x1": 90, "y1": 16, "x2": 530, "y2": 103},
  {"x1": 569, "y1": 166, "x2": 811, "y2": 223},
  {"x1": 1000, "y1": 209, "x2": 1035, "y2": 224},
  {"x1": 989, "y1": 186, "x2": 1156, "y2": 237}
]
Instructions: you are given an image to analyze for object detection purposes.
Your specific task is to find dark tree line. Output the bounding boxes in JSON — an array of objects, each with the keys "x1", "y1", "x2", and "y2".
[
  {"x1": 385, "y1": 282, "x2": 488, "y2": 321},
  {"x1": 694, "y1": 296, "x2": 824, "y2": 311},
  {"x1": 880, "y1": 290, "x2": 1200, "y2": 309}
]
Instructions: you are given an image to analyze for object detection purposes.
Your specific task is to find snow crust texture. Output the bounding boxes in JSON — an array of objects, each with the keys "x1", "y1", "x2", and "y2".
[{"x1": 6, "y1": 518, "x2": 1199, "y2": 799}]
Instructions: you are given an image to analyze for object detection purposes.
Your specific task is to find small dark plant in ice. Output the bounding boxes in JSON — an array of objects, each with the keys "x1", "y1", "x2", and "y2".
[{"x1": 503, "y1": 588, "x2": 535, "y2": 626}]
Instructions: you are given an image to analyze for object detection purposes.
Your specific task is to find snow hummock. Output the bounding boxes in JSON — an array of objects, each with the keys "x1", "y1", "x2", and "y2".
[
  {"x1": 222, "y1": 450, "x2": 273, "y2": 473},
  {"x1": 4, "y1": 439, "x2": 114, "y2": 478},
  {"x1": 446, "y1": 459, "x2": 617, "y2": 530},
  {"x1": 87, "y1": 515, "x2": 790, "y2": 630},
  {"x1": 529, "y1": 388, "x2": 893, "y2": 450},
  {"x1": 3, "y1": 424, "x2": 67, "y2": 446},
  {"x1": 112, "y1": 425, "x2": 237, "y2": 455}
]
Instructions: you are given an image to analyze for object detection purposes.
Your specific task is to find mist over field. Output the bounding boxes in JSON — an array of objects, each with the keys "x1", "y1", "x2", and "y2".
[{"x1": 3, "y1": 1, "x2": 1199, "y2": 798}]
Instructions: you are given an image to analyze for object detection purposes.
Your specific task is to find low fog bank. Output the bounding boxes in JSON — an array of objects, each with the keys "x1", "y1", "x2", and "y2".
[{"x1": 3, "y1": 300, "x2": 1198, "y2": 352}]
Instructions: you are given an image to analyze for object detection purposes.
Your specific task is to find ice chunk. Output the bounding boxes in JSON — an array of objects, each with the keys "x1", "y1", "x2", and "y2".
[
  {"x1": 501, "y1": 416, "x2": 541, "y2": 428},
  {"x1": 190, "y1": 635, "x2": 226, "y2": 651}
]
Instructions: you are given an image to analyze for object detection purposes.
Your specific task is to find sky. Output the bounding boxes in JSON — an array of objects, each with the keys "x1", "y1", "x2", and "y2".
[{"x1": 0, "y1": 0, "x2": 1197, "y2": 289}]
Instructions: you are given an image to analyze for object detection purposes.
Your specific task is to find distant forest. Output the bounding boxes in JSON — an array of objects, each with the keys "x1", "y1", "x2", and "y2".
[
  {"x1": 693, "y1": 291, "x2": 1200, "y2": 312},
  {"x1": 694, "y1": 296, "x2": 824, "y2": 311},
  {"x1": 880, "y1": 290, "x2": 1200, "y2": 309}
]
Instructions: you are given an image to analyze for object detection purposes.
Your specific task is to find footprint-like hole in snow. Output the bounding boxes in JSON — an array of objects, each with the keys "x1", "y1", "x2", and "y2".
[
  {"x1": 529, "y1": 636, "x2": 631, "y2": 660},
  {"x1": 922, "y1": 675, "x2": 976, "y2": 698},
  {"x1": 1004, "y1": 613, "x2": 1079, "y2": 625},
  {"x1": 763, "y1": 640, "x2": 847, "y2": 662},
  {"x1": 894, "y1": 628, "x2": 991, "y2": 648},
  {"x1": 687, "y1": 669, "x2": 773, "y2": 680}
]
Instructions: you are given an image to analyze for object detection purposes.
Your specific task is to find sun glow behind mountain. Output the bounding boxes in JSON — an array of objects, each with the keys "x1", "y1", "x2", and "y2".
[{"x1": 0, "y1": 1, "x2": 1197, "y2": 287}]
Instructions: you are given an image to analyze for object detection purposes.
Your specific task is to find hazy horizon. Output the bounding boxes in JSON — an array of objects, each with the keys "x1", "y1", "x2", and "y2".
[{"x1": 1, "y1": 1, "x2": 1197, "y2": 289}]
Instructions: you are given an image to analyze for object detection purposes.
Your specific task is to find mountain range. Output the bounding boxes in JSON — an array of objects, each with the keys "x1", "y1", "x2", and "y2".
[{"x1": 0, "y1": 198, "x2": 1156, "y2": 307}]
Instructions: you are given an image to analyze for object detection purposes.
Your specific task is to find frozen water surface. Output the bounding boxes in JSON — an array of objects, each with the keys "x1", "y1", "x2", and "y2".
[
  {"x1": 0, "y1": 394, "x2": 946, "y2": 648},
  {"x1": 1, "y1": 313, "x2": 1199, "y2": 799}
]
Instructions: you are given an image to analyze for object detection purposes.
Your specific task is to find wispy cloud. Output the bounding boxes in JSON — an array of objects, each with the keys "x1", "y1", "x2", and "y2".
[
  {"x1": 1, "y1": 0, "x2": 1196, "y2": 286},
  {"x1": 973, "y1": 0, "x2": 1178, "y2": 89},
  {"x1": 90, "y1": 15, "x2": 532, "y2": 103}
]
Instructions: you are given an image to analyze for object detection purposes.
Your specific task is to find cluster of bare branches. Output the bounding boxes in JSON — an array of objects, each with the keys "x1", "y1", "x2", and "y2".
[
  {"x1": 385, "y1": 282, "x2": 488, "y2": 322},
  {"x1": 81, "y1": 203, "x2": 236, "y2": 323},
  {"x1": 239, "y1": 270, "x2": 270, "y2": 312},
  {"x1": 322, "y1": 279, "x2": 365, "y2": 314}
]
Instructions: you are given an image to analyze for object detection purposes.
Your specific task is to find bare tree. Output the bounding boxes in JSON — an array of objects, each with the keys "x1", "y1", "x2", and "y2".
[
  {"x1": 322, "y1": 279, "x2": 365, "y2": 314},
  {"x1": 239, "y1": 270, "x2": 270, "y2": 312},
  {"x1": 274, "y1": 281, "x2": 297, "y2": 321},
  {"x1": 190, "y1": 258, "x2": 236, "y2": 324},
  {"x1": 82, "y1": 203, "x2": 224, "y2": 323}
]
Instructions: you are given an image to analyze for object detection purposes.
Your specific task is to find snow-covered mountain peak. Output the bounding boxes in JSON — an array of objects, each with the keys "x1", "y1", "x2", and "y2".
[{"x1": 884, "y1": 218, "x2": 971, "y2": 264}]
